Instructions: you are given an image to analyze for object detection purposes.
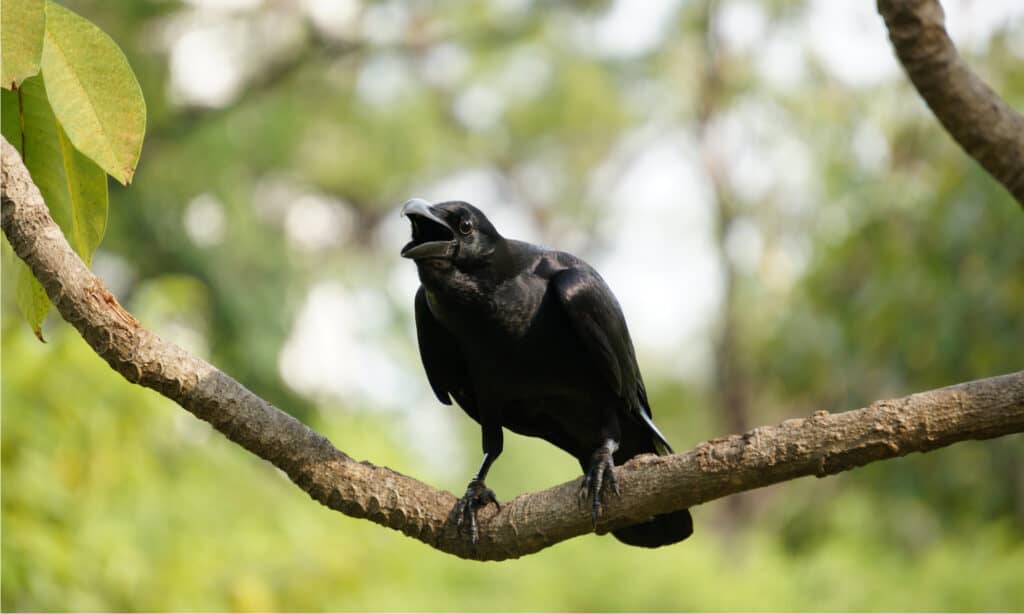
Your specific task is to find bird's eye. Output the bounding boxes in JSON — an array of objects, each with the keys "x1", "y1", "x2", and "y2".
[{"x1": 458, "y1": 218, "x2": 473, "y2": 235}]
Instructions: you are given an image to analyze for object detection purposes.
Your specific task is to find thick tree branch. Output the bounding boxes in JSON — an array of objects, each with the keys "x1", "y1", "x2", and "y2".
[
  {"x1": 3, "y1": 136, "x2": 1024, "y2": 561},
  {"x1": 878, "y1": 0, "x2": 1024, "y2": 207}
]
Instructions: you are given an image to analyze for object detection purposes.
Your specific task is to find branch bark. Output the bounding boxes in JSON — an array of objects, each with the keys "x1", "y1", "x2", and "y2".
[
  {"x1": 3, "y1": 136, "x2": 1024, "y2": 561},
  {"x1": 878, "y1": 0, "x2": 1024, "y2": 207}
]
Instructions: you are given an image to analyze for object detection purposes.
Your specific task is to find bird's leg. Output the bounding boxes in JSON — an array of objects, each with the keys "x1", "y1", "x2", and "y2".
[
  {"x1": 455, "y1": 460, "x2": 500, "y2": 545},
  {"x1": 454, "y1": 423, "x2": 502, "y2": 544},
  {"x1": 580, "y1": 437, "x2": 620, "y2": 528}
]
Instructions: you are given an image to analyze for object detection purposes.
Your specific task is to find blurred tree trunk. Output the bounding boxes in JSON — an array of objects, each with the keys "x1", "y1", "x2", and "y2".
[{"x1": 696, "y1": 0, "x2": 755, "y2": 526}]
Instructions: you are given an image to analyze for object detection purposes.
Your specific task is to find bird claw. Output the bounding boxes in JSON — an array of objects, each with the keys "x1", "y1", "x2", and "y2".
[
  {"x1": 454, "y1": 478, "x2": 500, "y2": 544},
  {"x1": 580, "y1": 446, "x2": 619, "y2": 529}
]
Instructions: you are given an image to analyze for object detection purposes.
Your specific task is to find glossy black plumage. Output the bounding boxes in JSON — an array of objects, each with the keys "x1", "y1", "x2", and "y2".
[{"x1": 401, "y1": 199, "x2": 693, "y2": 547}]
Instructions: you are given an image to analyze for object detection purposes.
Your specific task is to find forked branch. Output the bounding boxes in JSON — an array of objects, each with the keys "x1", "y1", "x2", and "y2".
[{"x1": 3, "y1": 137, "x2": 1023, "y2": 561}]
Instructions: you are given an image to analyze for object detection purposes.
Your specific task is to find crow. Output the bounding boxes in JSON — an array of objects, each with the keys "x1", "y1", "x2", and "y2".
[{"x1": 400, "y1": 198, "x2": 693, "y2": 548}]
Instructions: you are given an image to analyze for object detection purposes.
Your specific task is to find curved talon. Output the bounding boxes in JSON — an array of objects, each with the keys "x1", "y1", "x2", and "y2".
[
  {"x1": 577, "y1": 479, "x2": 590, "y2": 505},
  {"x1": 453, "y1": 478, "x2": 499, "y2": 544}
]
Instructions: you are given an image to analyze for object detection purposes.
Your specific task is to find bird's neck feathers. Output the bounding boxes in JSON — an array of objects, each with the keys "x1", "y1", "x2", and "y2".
[
  {"x1": 418, "y1": 237, "x2": 516, "y2": 309},
  {"x1": 477, "y1": 237, "x2": 517, "y2": 279}
]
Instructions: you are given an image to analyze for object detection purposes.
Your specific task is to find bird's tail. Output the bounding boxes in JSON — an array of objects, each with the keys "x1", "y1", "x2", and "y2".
[
  {"x1": 611, "y1": 414, "x2": 693, "y2": 548},
  {"x1": 612, "y1": 508, "x2": 693, "y2": 548}
]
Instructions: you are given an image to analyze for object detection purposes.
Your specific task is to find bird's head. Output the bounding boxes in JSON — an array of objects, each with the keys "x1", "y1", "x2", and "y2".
[{"x1": 400, "y1": 199, "x2": 503, "y2": 271}]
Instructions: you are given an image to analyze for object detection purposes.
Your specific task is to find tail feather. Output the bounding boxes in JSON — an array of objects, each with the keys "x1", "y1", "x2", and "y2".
[
  {"x1": 611, "y1": 405, "x2": 693, "y2": 548},
  {"x1": 612, "y1": 508, "x2": 693, "y2": 548},
  {"x1": 635, "y1": 383, "x2": 673, "y2": 455},
  {"x1": 637, "y1": 408, "x2": 673, "y2": 456}
]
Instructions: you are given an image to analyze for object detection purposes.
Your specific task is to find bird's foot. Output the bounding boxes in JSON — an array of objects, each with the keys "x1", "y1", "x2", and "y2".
[
  {"x1": 579, "y1": 442, "x2": 620, "y2": 528},
  {"x1": 454, "y1": 478, "x2": 500, "y2": 544}
]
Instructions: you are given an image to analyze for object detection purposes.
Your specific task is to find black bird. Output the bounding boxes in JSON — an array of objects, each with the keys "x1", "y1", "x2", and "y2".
[{"x1": 400, "y1": 198, "x2": 693, "y2": 548}]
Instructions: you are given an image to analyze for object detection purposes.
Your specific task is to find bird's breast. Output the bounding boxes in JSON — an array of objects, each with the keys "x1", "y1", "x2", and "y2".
[
  {"x1": 427, "y1": 274, "x2": 547, "y2": 340},
  {"x1": 427, "y1": 272, "x2": 601, "y2": 400}
]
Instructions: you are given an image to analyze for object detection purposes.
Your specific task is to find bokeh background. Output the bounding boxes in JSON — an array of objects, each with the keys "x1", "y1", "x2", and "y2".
[{"x1": 3, "y1": 0, "x2": 1024, "y2": 610}]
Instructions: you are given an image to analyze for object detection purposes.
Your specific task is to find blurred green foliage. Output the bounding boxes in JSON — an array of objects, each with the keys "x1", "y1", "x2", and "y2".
[
  {"x1": 3, "y1": 0, "x2": 1024, "y2": 610},
  {"x1": 3, "y1": 325, "x2": 1023, "y2": 611}
]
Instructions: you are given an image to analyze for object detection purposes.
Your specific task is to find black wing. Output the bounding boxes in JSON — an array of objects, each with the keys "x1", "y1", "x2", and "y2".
[
  {"x1": 413, "y1": 286, "x2": 478, "y2": 419},
  {"x1": 551, "y1": 266, "x2": 672, "y2": 454}
]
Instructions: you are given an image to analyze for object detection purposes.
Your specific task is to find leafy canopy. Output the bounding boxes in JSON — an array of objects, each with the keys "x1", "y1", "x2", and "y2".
[{"x1": 1, "y1": 0, "x2": 145, "y2": 339}]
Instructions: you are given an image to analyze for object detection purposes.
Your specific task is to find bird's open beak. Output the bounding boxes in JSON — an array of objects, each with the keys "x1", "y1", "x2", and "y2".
[{"x1": 400, "y1": 199, "x2": 457, "y2": 260}]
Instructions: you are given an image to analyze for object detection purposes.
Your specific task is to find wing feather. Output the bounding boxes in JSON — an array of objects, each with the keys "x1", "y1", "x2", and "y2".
[
  {"x1": 414, "y1": 286, "x2": 477, "y2": 418},
  {"x1": 551, "y1": 266, "x2": 671, "y2": 453}
]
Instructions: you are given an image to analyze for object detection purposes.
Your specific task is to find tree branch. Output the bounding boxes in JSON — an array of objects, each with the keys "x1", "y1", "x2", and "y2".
[
  {"x1": 878, "y1": 0, "x2": 1024, "y2": 207},
  {"x1": 3, "y1": 136, "x2": 1024, "y2": 561}
]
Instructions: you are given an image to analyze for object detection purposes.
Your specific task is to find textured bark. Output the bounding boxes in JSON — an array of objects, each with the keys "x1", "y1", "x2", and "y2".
[
  {"x1": 878, "y1": 0, "x2": 1024, "y2": 207},
  {"x1": 4, "y1": 136, "x2": 1024, "y2": 561}
]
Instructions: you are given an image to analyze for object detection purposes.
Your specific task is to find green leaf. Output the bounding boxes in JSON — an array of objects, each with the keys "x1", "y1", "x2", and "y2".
[
  {"x1": 6, "y1": 76, "x2": 108, "y2": 341},
  {"x1": 16, "y1": 261, "x2": 49, "y2": 342},
  {"x1": 1, "y1": 87, "x2": 23, "y2": 151},
  {"x1": 18, "y1": 76, "x2": 108, "y2": 263},
  {"x1": 39, "y1": 0, "x2": 145, "y2": 185},
  {"x1": 1, "y1": 0, "x2": 45, "y2": 89}
]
